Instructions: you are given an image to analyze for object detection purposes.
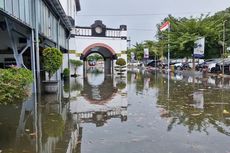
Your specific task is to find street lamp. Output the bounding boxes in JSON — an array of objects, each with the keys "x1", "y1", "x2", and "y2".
[{"x1": 222, "y1": 20, "x2": 227, "y2": 76}]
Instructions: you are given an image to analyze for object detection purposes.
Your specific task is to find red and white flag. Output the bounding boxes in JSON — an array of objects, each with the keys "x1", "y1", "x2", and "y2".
[{"x1": 160, "y1": 21, "x2": 170, "y2": 31}]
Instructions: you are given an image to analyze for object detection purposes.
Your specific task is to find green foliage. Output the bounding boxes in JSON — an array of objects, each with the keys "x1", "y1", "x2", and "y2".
[
  {"x1": 87, "y1": 53, "x2": 103, "y2": 61},
  {"x1": 116, "y1": 81, "x2": 126, "y2": 90},
  {"x1": 70, "y1": 59, "x2": 83, "y2": 76},
  {"x1": 43, "y1": 47, "x2": 63, "y2": 80},
  {"x1": 0, "y1": 67, "x2": 33, "y2": 104},
  {"x1": 134, "y1": 42, "x2": 145, "y2": 61},
  {"x1": 116, "y1": 58, "x2": 126, "y2": 66},
  {"x1": 70, "y1": 59, "x2": 83, "y2": 67},
  {"x1": 115, "y1": 58, "x2": 126, "y2": 76},
  {"x1": 127, "y1": 41, "x2": 161, "y2": 61},
  {"x1": 63, "y1": 68, "x2": 70, "y2": 78},
  {"x1": 156, "y1": 12, "x2": 229, "y2": 59}
]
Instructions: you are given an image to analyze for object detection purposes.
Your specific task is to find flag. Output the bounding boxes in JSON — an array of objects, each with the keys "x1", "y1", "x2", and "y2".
[{"x1": 160, "y1": 21, "x2": 170, "y2": 31}]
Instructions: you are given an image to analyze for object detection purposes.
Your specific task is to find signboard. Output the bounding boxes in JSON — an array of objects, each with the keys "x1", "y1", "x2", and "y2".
[
  {"x1": 194, "y1": 37, "x2": 205, "y2": 58},
  {"x1": 144, "y1": 48, "x2": 149, "y2": 59},
  {"x1": 131, "y1": 52, "x2": 135, "y2": 61}
]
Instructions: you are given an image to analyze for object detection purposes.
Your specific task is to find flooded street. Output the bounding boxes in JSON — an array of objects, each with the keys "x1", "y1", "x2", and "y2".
[{"x1": 0, "y1": 70, "x2": 230, "y2": 153}]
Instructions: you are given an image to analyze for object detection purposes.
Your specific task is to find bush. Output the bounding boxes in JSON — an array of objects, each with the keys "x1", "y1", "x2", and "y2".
[
  {"x1": 116, "y1": 58, "x2": 126, "y2": 66},
  {"x1": 43, "y1": 47, "x2": 63, "y2": 80},
  {"x1": 115, "y1": 58, "x2": 126, "y2": 76},
  {"x1": 116, "y1": 81, "x2": 126, "y2": 90},
  {"x1": 63, "y1": 68, "x2": 70, "y2": 78},
  {"x1": 0, "y1": 67, "x2": 33, "y2": 104}
]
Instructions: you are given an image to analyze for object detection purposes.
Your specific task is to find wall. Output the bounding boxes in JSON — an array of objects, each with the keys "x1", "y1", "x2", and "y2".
[
  {"x1": 69, "y1": 36, "x2": 127, "y2": 54},
  {"x1": 59, "y1": 0, "x2": 77, "y2": 25}
]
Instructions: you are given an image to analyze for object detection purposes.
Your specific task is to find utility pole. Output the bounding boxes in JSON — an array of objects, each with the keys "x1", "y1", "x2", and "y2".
[{"x1": 222, "y1": 20, "x2": 227, "y2": 76}]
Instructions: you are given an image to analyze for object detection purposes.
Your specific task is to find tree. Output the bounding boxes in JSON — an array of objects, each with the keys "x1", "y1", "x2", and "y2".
[
  {"x1": 43, "y1": 47, "x2": 63, "y2": 80},
  {"x1": 133, "y1": 42, "x2": 145, "y2": 61},
  {"x1": 144, "y1": 40, "x2": 160, "y2": 59},
  {"x1": 70, "y1": 59, "x2": 83, "y2": 77},
  {"x1": 87, "y1": 53, "x2": 104, "y2": 61}
]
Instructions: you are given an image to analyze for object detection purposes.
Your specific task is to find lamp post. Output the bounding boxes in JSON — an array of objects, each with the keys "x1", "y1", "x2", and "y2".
[{"x1": 222, "y1": 20, "x2": 227, "y2": 76}]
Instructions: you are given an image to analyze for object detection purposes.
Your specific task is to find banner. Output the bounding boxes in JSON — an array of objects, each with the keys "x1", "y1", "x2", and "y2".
[
  {"x1": 131, "y1": 52, "x2": 135, "y2": 61},
  {"x1": 144, "y1": 48, "x2": 149, "y2": 59},
  {"x1": 194, "y1": 37, "x2": 205, "y2": 58}
]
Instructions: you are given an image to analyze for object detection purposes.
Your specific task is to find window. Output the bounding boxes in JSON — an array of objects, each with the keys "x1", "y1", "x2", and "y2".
[
  {"x1": 38, "y1": 0, "x2": 41, "y2": 31},
  {"x1": 0, "y1": 0, "x2": 4, "y2": 9},
  {"x1": 48, "y1": 11, "x2": 51, "y2": 38},
  {"x1": 53, "y1": 17, "x2": 57, "y2": 41},
  {"x1": 6, "y1": 0, "x2": 13, "y2": 14},
  {"x1": 13, "y1": 0, "x2": 19, "y2": 18},
  {"x1": 28, "y1": 0, "x2": 32, "y2": 25},
  {"x1": 25, "y1": 0, "x2": 29, "y2": 24},
  {"x1": 19, "y1": 0, "x2": 25, "y2": 21}
]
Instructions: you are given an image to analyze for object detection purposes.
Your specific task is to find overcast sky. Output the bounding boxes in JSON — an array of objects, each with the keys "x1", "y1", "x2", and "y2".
[{"x1": 77, "y1": 0, "x2": 230, "y2": 45}]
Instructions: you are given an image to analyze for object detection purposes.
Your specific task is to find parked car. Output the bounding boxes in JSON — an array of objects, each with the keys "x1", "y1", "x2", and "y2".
[
  {"x1": 147, "y1": 60, "x2": 161, "y2": 67},
  {"x1": 213, "y1": 58, "x2": 230, "y2": 74},
  {"x1": 195, "y1": 59, "x2": 222, "y2": 72}
]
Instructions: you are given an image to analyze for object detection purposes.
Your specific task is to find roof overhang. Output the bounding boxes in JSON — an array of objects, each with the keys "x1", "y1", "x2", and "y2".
[{"x1": 47, "y1": 0, "x2": 72, "y2": 30}]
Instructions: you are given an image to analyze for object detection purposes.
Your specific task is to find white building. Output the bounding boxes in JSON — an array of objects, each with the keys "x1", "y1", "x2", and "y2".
[{"x1": 67, "y1": 20, "x2": 128, "y2": 76}]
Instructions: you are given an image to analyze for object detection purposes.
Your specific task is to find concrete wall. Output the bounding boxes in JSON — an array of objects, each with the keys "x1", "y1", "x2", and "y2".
[{"x1": 69, "y1": 36, "x2": 127, "y2": 54}]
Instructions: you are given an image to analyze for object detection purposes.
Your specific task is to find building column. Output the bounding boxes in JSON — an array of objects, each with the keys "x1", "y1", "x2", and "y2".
[
  {"x1": 111, "y1": 60, "x2": 114, "y2": 74},
  {"x1": 83, "y1": 60, "x2": 87, "y2": 78},
  {"x1": 35, "y1": 0, "x2": 41, "y2": 93},
  {"x1": 104, "y1": 58, "x2": 112, "y2": 74},
  {"x1": 31, "y1": 29, "x2": 37, "y2": 93}
]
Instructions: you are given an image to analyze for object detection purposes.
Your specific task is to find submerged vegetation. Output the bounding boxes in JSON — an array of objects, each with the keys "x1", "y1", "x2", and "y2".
[{"x1": 0, "y1": 67, "x2": 33, "y2": 104}]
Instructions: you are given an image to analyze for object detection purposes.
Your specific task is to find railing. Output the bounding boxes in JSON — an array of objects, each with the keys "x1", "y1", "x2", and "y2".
[{"x1": 71, "y1": 27, "x2": 127, "y2": 38}]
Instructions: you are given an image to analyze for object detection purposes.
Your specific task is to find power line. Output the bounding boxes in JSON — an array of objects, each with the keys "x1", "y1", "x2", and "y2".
[
  {"x1": 77, "y1": 11, "x2": 213, "y2": 17},
  {"x1": 129, "y1": 28, "x2": 154, "y2": 31}
]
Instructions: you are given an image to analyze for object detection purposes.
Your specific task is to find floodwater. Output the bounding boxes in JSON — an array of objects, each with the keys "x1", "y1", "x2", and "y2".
[{"x1": 0, "y1": 69, "x2": 230, "y2": 153}]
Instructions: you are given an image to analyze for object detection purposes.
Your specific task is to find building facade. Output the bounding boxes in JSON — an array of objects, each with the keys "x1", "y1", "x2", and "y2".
[
  {"x1": 0, "y1": 0, "x2": 80, "y2": 92},
  {"x1": 68, "y1": 20, "x2": 128, "y2": 76}
]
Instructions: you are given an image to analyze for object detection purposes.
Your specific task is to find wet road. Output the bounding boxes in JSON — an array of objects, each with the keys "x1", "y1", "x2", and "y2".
[{"x1": 0, "y1": 70, "x2": 230, "y2": 153}]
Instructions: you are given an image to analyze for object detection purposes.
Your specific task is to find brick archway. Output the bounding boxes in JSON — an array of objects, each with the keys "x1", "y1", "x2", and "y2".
[{"x1": 82, "y1": 43, "x2": 116, "y2": 56}]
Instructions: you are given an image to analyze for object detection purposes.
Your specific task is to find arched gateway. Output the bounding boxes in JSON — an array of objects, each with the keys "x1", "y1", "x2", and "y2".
[{"x1": 66, "y1": 20, "x2": 128, "y2": 76}]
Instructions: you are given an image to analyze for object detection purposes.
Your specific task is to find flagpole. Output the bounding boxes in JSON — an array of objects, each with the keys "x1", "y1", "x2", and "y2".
[
  {"x1": 167, "y1": 23, "x2": 170, "y2": 99},
  {"x1": 167, "y1": 24, "x2": 170, "y2": 72}
]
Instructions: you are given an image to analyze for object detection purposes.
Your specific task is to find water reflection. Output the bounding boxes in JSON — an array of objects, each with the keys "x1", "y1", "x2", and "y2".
[
  {"x1": 0, "y1": 70, "x2": 128, "y2": 153},
  {"x1": 70, "y1": 72, "x2": 128, "y2": 126},
  {"x1": 128, "y1": 70, "x2": 230, "y2": 136},
  {"x1": 1, "y1": 69, "x2": 230, "y2": 153}
]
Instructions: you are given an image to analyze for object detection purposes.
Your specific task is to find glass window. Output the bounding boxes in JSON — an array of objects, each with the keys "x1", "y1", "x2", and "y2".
[
  {"x1": 0, "y1": 0, "x2": 4, "y2": 9},
  {"x1": 45, "y1": 6, "x2": 48, "y2": 35},
  {"x1": 13, "y1": 0, "x2": 19, "y2": 18},
  {"x1": 25, "y1": 0, "x2": 29, "y2": 24},
  {"x1": 6, "y1": 0, "x2": 13, "y2": 14},
  {"x1": 38, "y1": 0, "x2": 41, "y2": 31},
  {"x1": 19, "y1": 0, "x2": 25, "y2": 21},
  {"x1": 28, "y1": 0, "x2": 32, "y2": 25},
  {"x1": 48, "y1": 11, "x2": 51, "y2": 38},
  {"x1": 40, "y1": 2, "x2": 44, "y2": 34},
  {"x1": 53, "y1": 17, "x2": 57, "y2": 41}
]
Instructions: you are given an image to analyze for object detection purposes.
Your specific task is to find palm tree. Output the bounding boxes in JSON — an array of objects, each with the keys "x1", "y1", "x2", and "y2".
[{"x1": 133, "y1": 42, "x2": 144, "y2": 61}]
